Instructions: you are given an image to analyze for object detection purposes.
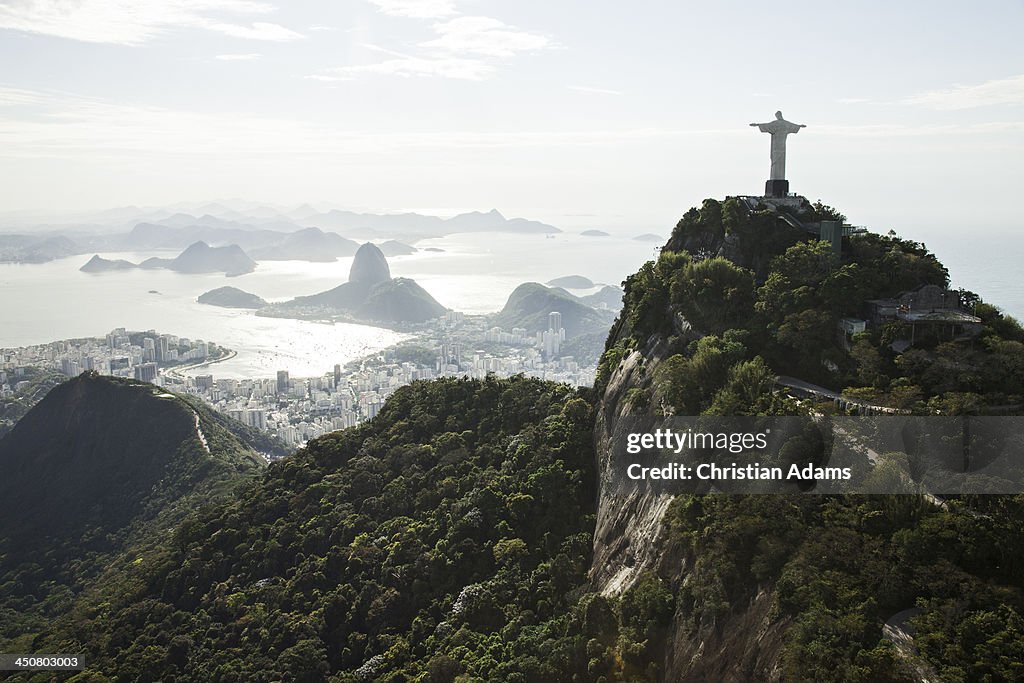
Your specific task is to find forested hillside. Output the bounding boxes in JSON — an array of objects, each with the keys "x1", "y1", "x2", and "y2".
[
  {"x1": 0, "y1": 373, "x2": 268, "y2": 660},
  {"x1": 592, "y1": 197, "x2": 1024, "y2": 681},
  {"x1": 16, "y1": 378, "x2": 608, "y2": 681},
  {"x1": 2, "y1": 198, "x2": 1023, "y2": 682}
]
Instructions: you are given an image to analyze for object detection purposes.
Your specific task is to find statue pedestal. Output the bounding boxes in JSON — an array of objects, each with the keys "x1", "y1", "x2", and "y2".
[{"x1": 765, "y1": 179, "x2": 789, "y2": 198}]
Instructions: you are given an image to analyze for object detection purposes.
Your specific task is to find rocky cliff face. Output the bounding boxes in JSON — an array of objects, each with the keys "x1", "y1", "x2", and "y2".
[
  {"x1": 264, "y1": 242, "x2": 447, "y2": 323},
  {"x1": 590, "y1": 197, "x2": 811, "y2": 597},
  {"x1": 349, "y1": 241, "x2": 391, "y2": 285},
  {"x1": 591, "y1": 329, "x2": 674, "y2": 595},
  {"x1": 585, "y1": 196, "x2": 1022, "y2": 682},
  {"x1": 588, "y1": 201, "x2": 797, "y2": 680},
  {"x1": 591, "y1": 322, "x2": 796, "y2": 681}
]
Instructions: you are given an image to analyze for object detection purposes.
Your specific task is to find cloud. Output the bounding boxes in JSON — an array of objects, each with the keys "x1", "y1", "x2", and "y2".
[
  {"x1": 308, "y1": 25, "x2": 337, "y2": 32},
  {"x1": 813, "y1": 121, "x2": 1024, "y2": 137},
  {"x1": 310, "y1": 55, "x2": 493, "y2": 81},
  {"x1": 0, "y1": 87, "x2": 48, "y2": 106},
  {"x1": 366, "y1": 0, "x2": 456, "y2": 19},
  {"x1": 216, "y1": 53, "x2": 263, "y2": 61},
  {"x1": 422, "y1": 16, "x2": 551, "y2": 57},
  {"x1": 205, "y1": 21, "x2": 301, "y2": 41},
  {"x1": 0, "y1": 0, "x2": 302, "y2": 45},
  {"x1": 0, "y1": 86, "x2": 725, "y2": 162},
  {"x1": 2, "y1": 87, "x2": 1021, "y2": 170},
  {"x1": 569, "y1": 85, "x2": 623, "y2": 96},
  {"x1": 903, "y1": 74, "x2": 1024, "y2": 110},
  {"x1": 312, "y1": 13, "x2": 553, "y2": 81}
]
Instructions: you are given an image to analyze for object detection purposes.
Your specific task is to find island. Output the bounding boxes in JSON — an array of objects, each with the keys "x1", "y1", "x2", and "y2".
[
  {"x1": 580, "y1": 229, "x2": 610, "y2": 237},
  {"x1": 80, "y1": 255, "x2": 137, "y2": 273},
  {"x1": 80, "y1": 241, "x2": 257, "y2": 277},
  {"x1": 377, "y1": 240, "x2": 418, "y2": 257},
  {"x1": 197, "y1": 287, "x2": 268, "y2": 309},
  {"x1": 139, "y1": 241, "x2": 256, "y2": 276}
]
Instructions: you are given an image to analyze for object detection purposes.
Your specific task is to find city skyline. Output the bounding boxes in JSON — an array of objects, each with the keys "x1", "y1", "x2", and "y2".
[{"x1": 1, "y1": 306, "x2": 586, "y2": 449}]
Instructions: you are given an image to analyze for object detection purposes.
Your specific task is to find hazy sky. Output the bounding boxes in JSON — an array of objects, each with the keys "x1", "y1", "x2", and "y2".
[{"x1": 1, "y1": 0, "x2": 1023, "y2": 234}]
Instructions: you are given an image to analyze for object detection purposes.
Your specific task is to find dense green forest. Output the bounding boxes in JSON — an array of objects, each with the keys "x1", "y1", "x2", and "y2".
[
  {"x1": 596, "y1": 197, "x2": 1024, "y2": 680},
  {"x1": 9, "y1": 377, "x2": 605, "y2": 681},
  {"x1": 1, "y1": 197, "x2": 1023, "y2": 681},
  {"x1": 609, "y1": 197, "x2": 1023, "y2": 410}
]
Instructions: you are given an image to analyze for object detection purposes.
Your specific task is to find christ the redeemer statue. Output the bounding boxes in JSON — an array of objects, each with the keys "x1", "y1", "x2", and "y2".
[{"x1": 750, "y1": 111, "x2": 805, "y2": 197}]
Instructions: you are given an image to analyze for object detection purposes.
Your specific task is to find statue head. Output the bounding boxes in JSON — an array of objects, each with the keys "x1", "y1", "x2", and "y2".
[{"x1": 775, "y1": 110, "x2": 783, "y2": 120}]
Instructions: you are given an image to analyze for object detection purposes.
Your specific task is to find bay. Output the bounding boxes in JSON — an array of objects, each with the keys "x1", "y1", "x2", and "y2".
[
  {"x1": 1, "y1": 230, "x2": 1019, "y2": 381},
  {"x1": 0, "y1": 233, "x2": 660, "y2": 377}
]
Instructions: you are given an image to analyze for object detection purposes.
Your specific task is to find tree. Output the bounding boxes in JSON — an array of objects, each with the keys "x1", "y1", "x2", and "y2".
[
  {"x1": 770, "y1": 240, "x2": 836, "y2": 288},
  {"x1": 658, "y1": 335, "x2": 748, "y2": 414},
  {"x1": 850, "y1": 336, "x2": 889, "y2": 388},
  {"x1": 775, "y1": 309, "x2": 836, "y2": 361},
  {"x1": 671, "y1": 257, "x2": 755, "y2": 334},
  {"x1": 707, "y1": 356, "x2": 777, "y2": 415},
  {"x1": 277, "y1": 639, "x2": 330, "y2": 683}
]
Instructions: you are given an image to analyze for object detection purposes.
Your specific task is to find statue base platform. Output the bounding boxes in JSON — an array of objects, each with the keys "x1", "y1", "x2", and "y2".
[{"x1": 765, "y1": 179, "x2": 789, "y2": 198}]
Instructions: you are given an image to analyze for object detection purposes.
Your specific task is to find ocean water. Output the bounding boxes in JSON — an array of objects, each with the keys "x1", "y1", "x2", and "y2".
[
  {"x1": 1, "y1": 230, "x2": 1019, "y2": 379},
  {"x1": 0, "y1": 233, "x2": 660, "y2": 377},
  {"x1": 917, "y1": 231, "x2": 1023, "y2": 321},
  {"x1": 0, "y1": 254, "x2": 410, "y2": 378}
]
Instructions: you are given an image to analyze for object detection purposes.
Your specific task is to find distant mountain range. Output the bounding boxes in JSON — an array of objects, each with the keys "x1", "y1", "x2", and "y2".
[
  {"x1": 81, "y1": 241, "x2": 257, "y2": 276},
  {"x1": 0, "y1": 234, "x2": 80, "y2": 263},
  {"x1": 1, "y1": 206, "x2": 563, "y2": 264},
  {"x1": 248, "y1": 227, "x2": 359, "y2": 262},
  {"x1": 123, "y1": 220, "x2": 286, "y2": 251},
  {"x1": 303, "y1": 208, "x2": 560, "y2": 239}
]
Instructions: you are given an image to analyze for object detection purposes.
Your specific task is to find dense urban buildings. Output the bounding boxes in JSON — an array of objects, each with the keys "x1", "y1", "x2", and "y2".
[{"x1": 2, "y1": 310, "x2": 595, "y2": 450}]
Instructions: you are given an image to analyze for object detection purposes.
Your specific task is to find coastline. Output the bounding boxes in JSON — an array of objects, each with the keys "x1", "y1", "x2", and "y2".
[{"x1": 160, "y1": 349, "x2": 237, "y2": 382}]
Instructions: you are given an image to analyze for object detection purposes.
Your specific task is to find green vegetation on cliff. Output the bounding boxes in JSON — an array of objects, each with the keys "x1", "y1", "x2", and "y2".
[
  {"x1": 595, "y1": 196, "x2": 1024, "y2": 681},
  {"x1": 2, "y1": 197, "x2": 1023, "y2": 682},
  {"x1": 610, "y1": 196, "x2": 1019, "y2": 410}
]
